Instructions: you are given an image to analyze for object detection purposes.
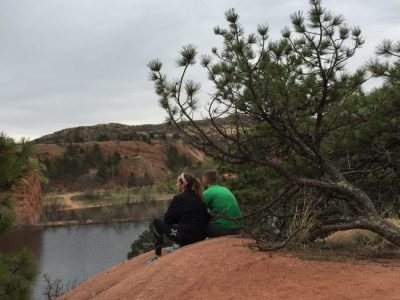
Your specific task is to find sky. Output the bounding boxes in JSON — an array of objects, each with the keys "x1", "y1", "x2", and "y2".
[{"x1": 1, "y1": 0, "x2": 399, "y2": 140}]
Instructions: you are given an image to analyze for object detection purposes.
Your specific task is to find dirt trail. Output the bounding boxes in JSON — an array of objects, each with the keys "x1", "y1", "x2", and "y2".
[
  {"x1": 58, "y1": 192, "x2": 172, "y2": 210},
  {"x1": 58, "y1": 193, "x2": 112, "y2": 210},
  {"x1": 58, "y1": 237, "x2": 400, "y2": 300},
  {"x1": 61, "y1": 193, "x2": 84, "y2": 209}
]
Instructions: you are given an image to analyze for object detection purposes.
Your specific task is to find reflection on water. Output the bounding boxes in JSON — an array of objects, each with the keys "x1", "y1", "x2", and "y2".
[
  {"x1": 0, "y1": 226, "x2": 43, "y2": 254},
  {"x1": 0, "y1": 222, "x2": 148, "y2": 300}
]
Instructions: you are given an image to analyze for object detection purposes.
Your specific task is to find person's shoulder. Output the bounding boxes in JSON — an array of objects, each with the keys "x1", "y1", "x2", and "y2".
[
  {"x1": 203, "y1": 185, "x2": 218, "y2": 197},
  {"x1": 206, "y1": 184, "x2": 221, "y2": 190},
  {"x1": 212, "y1": 184, "x2": 232, "y2": 193},
  {"x1": 216, "y1": 185, "x2": 236, "y2": 198},
  {"x1": 224, "y1": 186, "x2": 235, "y2": 194},
  {"x1": 172, "y1": 192, "x2": 185, "y2": 202},
  {"x1": 203, "y1": 186, "x2": 212, "y2": 194},
  {"x1": 176, "y1": 189, "x2": 197, "y2": 199}
]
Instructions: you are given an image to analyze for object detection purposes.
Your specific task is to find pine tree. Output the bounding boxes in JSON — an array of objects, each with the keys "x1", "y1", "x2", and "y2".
[
  {"x1": 149, "y1": 0, "x2": 400, "y2": 245},
  {"x1": 0, "y1": 134, "x2": 36, "y2": 299}
]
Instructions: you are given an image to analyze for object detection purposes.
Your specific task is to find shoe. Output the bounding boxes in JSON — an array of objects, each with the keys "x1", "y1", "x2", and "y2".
[
  {"x1": 165, "y1": 243, "x2": 180, "y2": 254},
  {"x1": 145, "y1": 255, "x2": 159, "y2": 265}
]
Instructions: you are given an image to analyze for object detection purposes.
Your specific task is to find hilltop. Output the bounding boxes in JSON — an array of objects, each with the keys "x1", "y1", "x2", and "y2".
[
  {"x1": 33, "y1": 118, "x2": 232, "y2": 144},
  {"x1": 58, "y1": 237, "x2": 400, "y2": 300},
  {"x1": 33, "y1": 122, "x2": 208, "y2": 191},
  {"x1": 34, "y1": 123, "x2": 176, "y2": 144}
]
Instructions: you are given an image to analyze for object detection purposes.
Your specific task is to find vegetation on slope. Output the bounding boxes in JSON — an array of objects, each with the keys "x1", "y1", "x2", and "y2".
[{"x1": 0, "y1": 133, "x2": 37, "y2": 299}]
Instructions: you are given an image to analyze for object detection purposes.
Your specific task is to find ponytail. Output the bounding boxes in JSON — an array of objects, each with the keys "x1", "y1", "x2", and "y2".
[
  {"x1": 178, "y1": 172, "x2": 204, "y2": 201},
  {"x1": 193, "y1": 177, "x2": 204, "y2": 201}
]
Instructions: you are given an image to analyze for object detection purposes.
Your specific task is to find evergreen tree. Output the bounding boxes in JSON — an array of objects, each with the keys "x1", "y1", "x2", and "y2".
[
  {"x1": 97, "y1": 134, "x2": 110, "y2": 142},
  {"x1": 0, "y1": 133, "x2": 33, "y2": 189},
  {"x1": 166, "y1": 145, "x2": 189, "y2": 172},
  {"x1": 149, "y1": 1, "x2": 400, "y2": 245},
  {"x1": 0, "y1": 134, "x2": 36, "y2": 299}
]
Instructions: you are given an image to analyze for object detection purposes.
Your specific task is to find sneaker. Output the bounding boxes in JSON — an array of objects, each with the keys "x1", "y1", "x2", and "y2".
[
  {"x1": 145, "y1": 255, "x2": 159, "y2": 265},
  {"x1": 165, "y1": 243, "x2": 180, "y2": 254}
]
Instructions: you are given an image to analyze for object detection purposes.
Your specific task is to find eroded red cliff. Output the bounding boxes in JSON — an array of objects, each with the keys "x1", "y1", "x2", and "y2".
[{"x1": 10, "y1": 171, "x2": 42, "y2": 225}]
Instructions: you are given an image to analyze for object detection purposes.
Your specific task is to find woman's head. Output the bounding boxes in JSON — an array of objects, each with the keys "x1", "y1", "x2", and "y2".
[{"x1": 176, "y1": 172, "x2": 203, "y2": 200}]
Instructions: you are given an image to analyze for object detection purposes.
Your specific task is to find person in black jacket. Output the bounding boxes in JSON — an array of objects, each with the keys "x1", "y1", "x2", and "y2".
[{"x1": 152, "y1": 172, "x2": 210, "y2": 256}]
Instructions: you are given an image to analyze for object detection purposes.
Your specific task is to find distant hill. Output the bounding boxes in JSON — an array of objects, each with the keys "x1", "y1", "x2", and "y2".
[
  {"x1": 33, "y1": 120, "x2": 242, "y2": 191},
  {"x1": 34, "y1": 118, "x2": 233, "y2": 145},
  {"x1": 34, "y1": 123, "x2": 178, "y2": 144},
  {"x1": 35, "y1": 139, "x2": 205, "y2": 191},
  {"x1": 33, "y1": 121, "x2": 211, "y2": 191}
]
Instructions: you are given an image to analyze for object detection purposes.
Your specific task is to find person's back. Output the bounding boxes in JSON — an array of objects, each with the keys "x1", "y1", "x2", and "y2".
[
  {"x1": 202, "y1": 170, "x2": 242, "y2": 237},
  {"x1": 151, "y1": 172, "x2": 210, "y2": 257},
  {"x1": 203, "y1": 184, "x2": 242, "y2": 229},
  {"x1": 165, "y1": 189, "x2": 210, "y2": 244}
]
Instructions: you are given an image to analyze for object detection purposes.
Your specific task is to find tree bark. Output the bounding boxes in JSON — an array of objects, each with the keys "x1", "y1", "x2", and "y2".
[{"x1": 310, "y1": 216, "x2": 400, "y2": 246}]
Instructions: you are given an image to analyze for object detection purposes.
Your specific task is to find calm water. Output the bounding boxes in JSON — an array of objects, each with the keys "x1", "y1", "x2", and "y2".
[{"x1": 0, "y1": 222, "x2": 148, "y2": 300}]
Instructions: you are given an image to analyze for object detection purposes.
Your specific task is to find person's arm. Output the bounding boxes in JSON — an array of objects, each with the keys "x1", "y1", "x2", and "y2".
[
  {"x1": 164, "y1": 196, "x2": 180, "y2": 224},
  {"x1": 203, "y1": 189, "x2": 216, "y2": 221},
  {"x1": 203, "y1": 189, "x2": 212, "y2": 209},
  {"x1": 205, "y1": 208, "x2": 211, "y2": 222}
]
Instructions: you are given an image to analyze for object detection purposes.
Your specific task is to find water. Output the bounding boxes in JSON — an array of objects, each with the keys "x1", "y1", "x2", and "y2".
[{"x1": 0, "y1": 222, "x2": 148, "y2": 300}]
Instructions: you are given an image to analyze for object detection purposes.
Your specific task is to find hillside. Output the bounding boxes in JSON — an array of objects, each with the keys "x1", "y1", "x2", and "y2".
[
  {"x1": 35, "y1": 139, "x2": 204, "y2": 190},
  {"x1": 34, "y1": 123, "x2": 174, "y2": 144},
  {"x1": 34, "y1": 119, "x2": 229, "y2": 144},
  {"x1": 33, "y1": 118, "x2": 237, "y2": 144},
  {"x1": 58, "y1": 237, "x2": 400, "y2": 300}
]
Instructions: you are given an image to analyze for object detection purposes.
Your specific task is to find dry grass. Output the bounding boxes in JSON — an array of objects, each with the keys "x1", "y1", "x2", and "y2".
[
  {"x1": 292, "y1": 218, "x2": 400, "y2": 262},
  {"x1": 324, "y1": 218, "x2": 400, "y2": 248},
  {"x1": 284, "y1": 191, "x2": 318, "y2": 245}
]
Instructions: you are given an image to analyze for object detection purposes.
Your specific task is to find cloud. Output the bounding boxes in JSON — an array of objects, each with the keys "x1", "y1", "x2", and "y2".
[{"x1": 1, "y1": 0, "x2": 399, "y2": 139}]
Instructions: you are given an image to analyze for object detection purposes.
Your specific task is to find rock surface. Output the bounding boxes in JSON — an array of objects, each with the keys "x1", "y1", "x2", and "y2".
[
  {"x1": 58, "y1": 237, "x2": 400, "y2": 300},
  {"x1": 11, "y1": 171, "x2": 42, "y2": 224}
]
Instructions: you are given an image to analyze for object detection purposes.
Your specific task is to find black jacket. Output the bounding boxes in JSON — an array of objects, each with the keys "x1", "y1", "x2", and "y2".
[{"x1": 164, "y1": 189, "x2": 210, "y2": 241}]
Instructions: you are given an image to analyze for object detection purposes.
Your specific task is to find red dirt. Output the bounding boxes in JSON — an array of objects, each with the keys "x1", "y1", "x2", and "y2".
[
  {"x1": 60, "y1": 193, "x2": 84, "y2": 209},
  {"x1": 58, "y1": 237, "x2": 400, "y2": 300}
]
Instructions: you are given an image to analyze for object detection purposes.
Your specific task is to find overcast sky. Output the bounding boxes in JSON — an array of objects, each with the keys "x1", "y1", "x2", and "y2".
[{"x1": 1, "y1": 0, "x2": 399, "y2": 140}]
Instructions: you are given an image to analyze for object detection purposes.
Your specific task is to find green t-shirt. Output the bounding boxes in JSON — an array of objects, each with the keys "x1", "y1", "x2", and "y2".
[{"x1": 203, "y1": 184, "x2": 242, "y2": 229}]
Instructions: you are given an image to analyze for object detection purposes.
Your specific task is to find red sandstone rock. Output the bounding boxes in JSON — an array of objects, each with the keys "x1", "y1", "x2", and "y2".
[
  {"x1": 58, "y1": 237, "x2": 400, "y2": 300},
  {"x1": 10, "y1": 171, "x2": 42, "y2": 225}
]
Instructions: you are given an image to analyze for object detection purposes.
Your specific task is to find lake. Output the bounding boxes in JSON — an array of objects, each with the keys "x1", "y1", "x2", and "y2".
[{"x1": 0, "y1": 222, "x2": 148, "y2": 300}]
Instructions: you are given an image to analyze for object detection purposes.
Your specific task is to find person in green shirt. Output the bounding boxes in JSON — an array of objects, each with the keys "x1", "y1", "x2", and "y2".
[{"x1": 202, "y1": 170, "x2": 242, "y2": 237}]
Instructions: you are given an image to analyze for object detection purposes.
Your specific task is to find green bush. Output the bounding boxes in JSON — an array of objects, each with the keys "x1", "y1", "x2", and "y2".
[
  {"x1": 0, "y1": 133, "x2": 37, "y2": 300},
  {"x1": 0, "y1": 250, "x2": 36, "y2": 300},
  {"x1": 0, "y1": 195, "x2": 16, "y2": 234},
  {"x1": 0, "y1": 133, "x2": 34, "y2": 190}
]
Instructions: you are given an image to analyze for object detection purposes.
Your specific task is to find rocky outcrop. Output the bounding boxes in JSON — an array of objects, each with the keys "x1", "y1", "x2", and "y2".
[
  {"x1": 10, "y1": 171, "x2": 42, "y2": 225},
  {"x1": 58, "y1": 237, "x2": 400, "y2": 300}
]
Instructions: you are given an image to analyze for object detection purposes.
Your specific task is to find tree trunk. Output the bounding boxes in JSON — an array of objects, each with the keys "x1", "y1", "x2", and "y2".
[{"x1": 310, "y1": 215, "x2": 400, "y2": 246}]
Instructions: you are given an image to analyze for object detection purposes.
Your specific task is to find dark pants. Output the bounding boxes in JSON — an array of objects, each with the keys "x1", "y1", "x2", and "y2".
[
  {"x1": 207, "y1": 221, "x2": 240, "y2": 238},
  {"x1": 152, "y1": 218, "x2": 181, "y2": 256}
]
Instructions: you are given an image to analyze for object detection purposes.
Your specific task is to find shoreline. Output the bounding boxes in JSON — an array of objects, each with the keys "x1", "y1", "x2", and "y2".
[
  {"x1": 39, "y1": 198, "x2": 170, "y2": 227},
  {"x1": 35, "y1": 217, "x2": 153, "y2": 228}
]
